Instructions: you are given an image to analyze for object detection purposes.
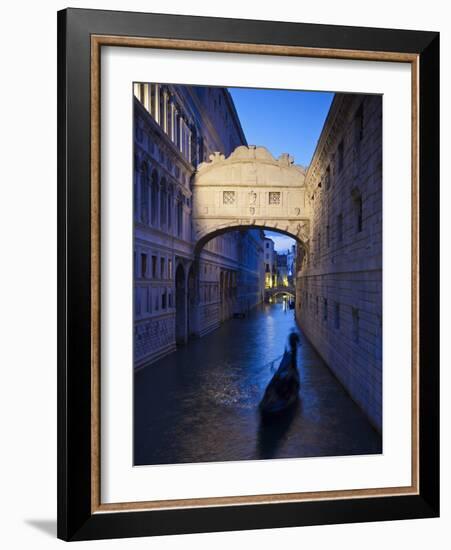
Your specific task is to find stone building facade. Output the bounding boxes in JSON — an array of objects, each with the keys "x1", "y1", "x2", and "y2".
[
  {"x1": 296, "y1": 93, "x2": 383, "y2": 432},
  {"x1": 133, "y1": 83, "x2": 266, "y2": 369}
]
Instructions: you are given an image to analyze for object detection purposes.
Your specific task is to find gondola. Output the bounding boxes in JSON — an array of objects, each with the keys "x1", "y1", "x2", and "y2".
[{"x1": 259, "y1": 333, "x2": 300, "y2": 417}]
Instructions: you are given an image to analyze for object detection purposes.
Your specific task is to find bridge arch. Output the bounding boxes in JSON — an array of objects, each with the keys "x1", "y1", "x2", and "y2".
[{"x1": 193, "y1": 223, "x2": 307, "y2": 258}]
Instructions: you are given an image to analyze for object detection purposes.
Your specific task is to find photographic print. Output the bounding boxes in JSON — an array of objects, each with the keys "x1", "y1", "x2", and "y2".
[
  {"x1": 132, "y1": 83, "x2": 382, "y2": 466},
  {"x1": 58, "y1": 10, "x2": 440, "y2": 539}
]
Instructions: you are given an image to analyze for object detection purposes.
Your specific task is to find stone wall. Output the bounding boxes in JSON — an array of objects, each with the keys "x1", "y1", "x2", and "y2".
[{"x1": 296, "y1": 93, "x2": 383, "y2": 432}]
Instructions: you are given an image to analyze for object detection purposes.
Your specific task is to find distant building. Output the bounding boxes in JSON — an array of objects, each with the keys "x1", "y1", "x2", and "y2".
[
  {"x1": 133, "y1": 83, "x2": 266, "y2": 368},
  {"x1": 276, "y1": 253, "x2": 289, "y2": 287},
  {"x1": 263, "y1": 237, "x2": 277, "y2": 288},
  {"x1": 287, "y1": 244, "x2": 296, "y2": 285}
]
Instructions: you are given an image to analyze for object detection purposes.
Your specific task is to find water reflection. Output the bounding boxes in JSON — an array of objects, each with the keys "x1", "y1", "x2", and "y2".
[
  {"x1": 257, "y1": 400, "x2": 300, "y2": 459},
  {"x1": 134, "y1": 302, "x2": 382, "y2": 466}
]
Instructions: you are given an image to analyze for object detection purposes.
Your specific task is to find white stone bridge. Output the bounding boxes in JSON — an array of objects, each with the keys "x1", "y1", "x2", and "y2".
[{"x1": 192, "y1": 145, "x2": 311, "y2": 253}]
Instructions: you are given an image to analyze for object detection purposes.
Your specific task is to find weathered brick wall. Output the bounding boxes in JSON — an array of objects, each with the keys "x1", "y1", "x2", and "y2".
[{"x1": 296, "y1": 94, "x2": 383, "y2": 432}]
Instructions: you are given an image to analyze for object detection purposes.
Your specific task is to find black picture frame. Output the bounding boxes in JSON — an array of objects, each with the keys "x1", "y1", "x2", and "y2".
[{"x1": 57, "y1": 7, "x2": 439, "y2": 541}]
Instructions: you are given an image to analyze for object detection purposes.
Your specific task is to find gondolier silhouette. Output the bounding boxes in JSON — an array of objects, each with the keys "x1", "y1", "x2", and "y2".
[{"x1": 259, "y1": 330, "x2": 301, "y2": 417}]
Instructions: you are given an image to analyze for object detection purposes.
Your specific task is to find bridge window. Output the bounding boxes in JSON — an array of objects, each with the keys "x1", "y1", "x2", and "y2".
[
  {"x1": 269, "y1": 192, "x2": 281, "y2": 205},
  {"x1": 223, "y1": 191, "x2": 235, "y2": 205}
]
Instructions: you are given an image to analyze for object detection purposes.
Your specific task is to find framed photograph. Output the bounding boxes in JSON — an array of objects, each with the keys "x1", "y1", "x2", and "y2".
[{"x1": 57, "y1": 8, "x2": 439, "y2": 541}]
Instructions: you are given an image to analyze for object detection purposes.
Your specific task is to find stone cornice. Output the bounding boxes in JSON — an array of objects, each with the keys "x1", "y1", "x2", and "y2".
[
  {"x1": 305, "y1": 93, "x2": 355, "y2": 191},
  {"x1": 196, "y1": 145, "x2": 306, "y2": 183}
]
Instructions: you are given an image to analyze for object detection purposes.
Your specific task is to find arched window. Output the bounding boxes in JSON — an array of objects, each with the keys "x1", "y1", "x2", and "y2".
[
  {"x1": 151, "y1": 170, "x2": 159, "y2": 226},
  {"x1": 176, "y1": 193, "x2": 183, "y2": 238},
  {"x1": 160, "y1": 178, "x2": 167, "y2": 226},
  {"x1": 140, "y1": 163, "x2": 149, "y2": 224}
]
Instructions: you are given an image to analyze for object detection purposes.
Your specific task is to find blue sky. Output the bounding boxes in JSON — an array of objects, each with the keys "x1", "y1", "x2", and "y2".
[
  {"x1": 228, "y1": 87, "x2": 334, "y2": 251},
  {"x1": 228, "y1": 87, "x2": 334, "y2": 167}
]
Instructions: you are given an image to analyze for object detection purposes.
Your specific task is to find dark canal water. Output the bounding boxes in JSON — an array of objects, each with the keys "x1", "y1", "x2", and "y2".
[{"x1": 134, "y1": 303, "x2": 381, "y2": 465}]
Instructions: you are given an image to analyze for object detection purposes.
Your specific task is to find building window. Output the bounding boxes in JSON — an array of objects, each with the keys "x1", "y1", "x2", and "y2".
[
  {"x1": 140, "y1": 164, "x2": 149, "y2": 224},
  {"x1": 167, "y1": 187, "x2": 173, "y2": 229},
  {"x1": 151, "y1": 171, "x2": 159, "y2": 226},
  {"x1": 151, "y1": 255, "x2": 157, "y2": 279},
  {"x1": 168, "y1": 292, "x2": 173, "y2": 308},
  {"x1": 325, "y1": 165, "x2": 331, "y2": 190},
  {"x1": 147, "y1": 287, "x2": 152, "y2": 313},
  {"x1": 160, "y1": 179, "x2": 167, "y2": 226},
  {"x1": 223, "y1": 190, "x2": 235, "y2": 205},
  {"x1": 338, "y1": 140, "x2": 344, "y2": 173},
  {"x1": 140, "y1": 254, "x2": 148, "y2": 278},
  {"x1": 326, "y1": 224, "x2": 330, "y2": 247},
  {"x1": 269, "y1": 192, "x2": 281, "y2": 205},
  {"x1": 352, "y1": 190, "x2": 363, "y2": 232},
  {"x1": 266, "y1": 242, "x2": 269, "y2": 248},
  {"x1": 337, "y1": 213, "x2": 343, "y2": 243},
  {"x1": 352, "y1": 308, "x2": 360, "y2": 343},
  {"x1": 323, "y1": 298, "x2": 328, "y2": 322},
  {"x1": 315, "y1": 296, "x2": 319, "y2": 316},
  {"x1": 134, "y1": 287, "x2": 141, "y2": 315},
  {"x1": 155, "y1": 293, "x2": 159, "y2": 311},
  {"x1": 177, "y1": 196, "x2": 183, "y2": 237},
  {"x1": 334, "y1": 302, "x2": 340, "y2": 329},
  {"x1": 160, "y1": 257, "x2": 165, "y2": 279},
  {"x1": 355, "y1": 103, "x2": 364, "y2": 143},
  {"x1": 162, "y1": 290, "x2": 167, "y2": 310}
]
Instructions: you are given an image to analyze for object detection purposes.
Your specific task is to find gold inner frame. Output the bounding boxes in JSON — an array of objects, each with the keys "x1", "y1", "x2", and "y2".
[{"x1": 90, "y1": 35, "x2": 420, "y2": 514}]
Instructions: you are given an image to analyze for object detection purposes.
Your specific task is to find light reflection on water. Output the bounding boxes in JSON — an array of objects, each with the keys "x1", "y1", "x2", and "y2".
[{"x1": 134, "y1": 302, "x2": 381, "y2": 465}]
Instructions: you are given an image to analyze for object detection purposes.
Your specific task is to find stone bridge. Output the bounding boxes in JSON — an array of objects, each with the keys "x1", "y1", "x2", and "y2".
[
  {"x1": 192, "y1": 145, "x2": 311, "y2": 253},
  {"x1": 265, "y1": 285, "x2": 296, "y2": 300}
]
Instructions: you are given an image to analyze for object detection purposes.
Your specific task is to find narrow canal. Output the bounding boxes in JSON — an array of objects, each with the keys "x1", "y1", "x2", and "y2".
[{"x1": 134, "y1": 302, "x2": 381, "y2": 465}]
